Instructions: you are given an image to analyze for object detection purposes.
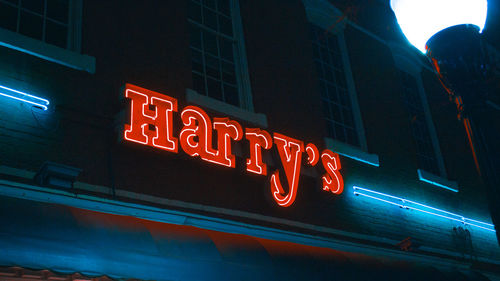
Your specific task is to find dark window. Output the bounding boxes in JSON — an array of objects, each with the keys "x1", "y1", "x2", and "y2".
[
  {"x1": 0, "y1": 0, "x2": 69, "y2": 49},
  {"x1": 309, "y1": 23, "x2": 359, "y2": 146},
  {"x1": 400, "y1": 71, "x2": 440, "y2": 175},
  {"x1": 188, "y1": 0, "x2": 240, "y2": 107}
]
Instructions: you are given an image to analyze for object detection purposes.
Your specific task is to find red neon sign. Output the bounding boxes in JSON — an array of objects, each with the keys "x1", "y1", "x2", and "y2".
[
  {"x1": 321, "y1": 150, "x2": 344, "y2": 194},
  {"x1": 125, "y1": 85, "x2": 178, "y2": 152},
  {"x1": 305, "y1": 143, "x2": 319, "y2": 166},
  {"x1": 124, "y1": 83, "x2": 344, "y2": 207},
  {"x1": 270, "y1": 133, "x2": 304, "y2": 207},
  {"x1": 179, "y1": 106, "x2": 219, "y2": 162},
  {"x1": 245, "y1": 128, "x2": 272, "y2": 175}
]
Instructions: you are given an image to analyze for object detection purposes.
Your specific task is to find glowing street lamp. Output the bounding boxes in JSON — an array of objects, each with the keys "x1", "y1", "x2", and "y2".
[
  {"x1": 390, "y1": 0, "x2": 491, "y2": 104},
  {"x1": 390, "y1": 0, "x2": 500, "y2": 243},
  {"x1": 390, "y1": 0, "x2": 487, "y2": 53}
]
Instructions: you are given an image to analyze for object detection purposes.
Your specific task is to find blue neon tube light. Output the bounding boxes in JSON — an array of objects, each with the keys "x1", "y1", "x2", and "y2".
[
  {"x1": 0, "y1": 85, "x2": 49, "y2": 110},
  {"x1": 352, "y1": 186, "x2": 496, "y2": 232}
]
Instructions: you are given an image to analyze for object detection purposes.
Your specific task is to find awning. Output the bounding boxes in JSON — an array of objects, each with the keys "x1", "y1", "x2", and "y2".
[{"x1": 0, "y1": 195, "x2": 494, "y2": 281}]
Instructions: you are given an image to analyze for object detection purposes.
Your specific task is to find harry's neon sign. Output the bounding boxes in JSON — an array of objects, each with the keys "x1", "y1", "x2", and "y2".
[{"x1": 124, "y1": 83, "x2": 343, "y2": 207}]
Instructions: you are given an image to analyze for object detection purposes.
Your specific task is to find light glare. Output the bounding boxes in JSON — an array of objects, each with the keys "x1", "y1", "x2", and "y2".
[{"x1": 390, "y1": 0, "x2": 488, "y2": 53}]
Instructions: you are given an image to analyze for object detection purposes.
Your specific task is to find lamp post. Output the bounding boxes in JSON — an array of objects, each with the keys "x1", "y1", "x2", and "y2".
[{"x1": 390, "y1": 0, "x2": 500, "y2": 243}]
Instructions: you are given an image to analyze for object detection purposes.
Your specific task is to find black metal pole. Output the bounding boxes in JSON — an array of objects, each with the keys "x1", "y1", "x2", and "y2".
[{"x1": 426, "y1": 24, "x2": 500, "y2": 244}]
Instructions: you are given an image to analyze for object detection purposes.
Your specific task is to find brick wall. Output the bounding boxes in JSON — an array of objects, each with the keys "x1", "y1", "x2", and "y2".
[{"x1": 0, "y1": 0, "x2": 497, "y2": 263}]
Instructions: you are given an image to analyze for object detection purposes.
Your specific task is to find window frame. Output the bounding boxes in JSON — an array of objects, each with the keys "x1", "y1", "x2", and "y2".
[
  {"x1": 0, "y1": 0, "x2": 94, "y2": 73},
  {"x1": 389, "y1": 43, "x2": 458, "y2": 191},
  {"x1": 187, "y1": 0, "x2": 254, "y2": 111},
  {"x1": 399, "y1": 69, "x2": 442, "y2": 175},
  {"x1": 303, "y1": 0, "x2": 378, "y2": 166}
]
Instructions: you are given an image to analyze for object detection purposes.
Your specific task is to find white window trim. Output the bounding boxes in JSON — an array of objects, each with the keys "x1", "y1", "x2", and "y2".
[
  {"x1": 0, "y1": 0, "x2": 95, "y2": 73},
  {"x1": 324, "y1": 137, "x2": 380, "y2": 167},
  {"x1": 188, "y1": 0, "x2": 254, "y2": 110},
  {"x1": 417, "y1": 169, "x2": 458, "y2": 193},
  {"x1": 302, "y1": 0, "x2": 346, "y2": 34},
  {"x1": 303, "y1": 0, "x2": 377, "y2": 166},
  {"x1": 389, "y1": 42, "x2": 458, "y2": 192},
  {"x1": 186, "y1": 88, "x2": 268, "y2": 128}
]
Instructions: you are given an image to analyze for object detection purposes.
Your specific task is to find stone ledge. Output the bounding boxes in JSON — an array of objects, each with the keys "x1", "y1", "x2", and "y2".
[
  {"x1": 0, "y1": 28, "x2": 95, "y2": 73},
  {"x1": 417, "y1": 169, "x2": 459, "y2": 192},
  {"x1": 324, "y1": 137, "x2": 380, "y2": 167},
  {"x1": 186, "y1": 89, "x2": 268, "y2": 128}
]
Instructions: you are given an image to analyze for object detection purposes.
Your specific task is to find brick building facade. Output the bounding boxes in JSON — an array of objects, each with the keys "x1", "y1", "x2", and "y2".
[{"x1": 0, "y1": 0, "x2": 499, "y2": 280}]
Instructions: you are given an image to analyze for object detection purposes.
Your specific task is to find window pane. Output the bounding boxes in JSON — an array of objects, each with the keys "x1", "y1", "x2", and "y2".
[
  {"x1": 343, "y1": 108, "x2": 354, "y2": 127},
  {"x1": 3, "y1": 0, "x2": 74, "y2": 50},
  {"x1": 221, "y1": 61, "x2": 236, "y2": 84},
  {"x1": 203, "y1": 30, "x2": 218, "y2": 56},
  {"x1": 224, "y1": 84, "x2": 239, "y2": 106},
  {"x1": 46, "y1": 0, "x2": 68, "y2": 23},
  {"x1": 327, "y1": 84, "x2": 337, "y2": 102},
  {"x1": 320, "y1": 47, "x2": 328, "y2": 62},
  {"x1": 203, "y1": 6, "x2": 217, "y2": 30},
  {"x1": 223, "y1": 73, "x2": 236, "y2": 86},
  {"x1": 45, "y1": 20, "x2": 67, "y2": 48},
  {"x1": 316, "y1": 32, "x2": 327, "y2": 46},
  {"x1": 217, "y1": 0, "x2": 230, "y2": 16},
  {"x1": 334, "y1": 123, "x2": 346, "y2": 142},
  {"x1": 19, "y1": 11, "x2": 43, "y2": 40},
  {"x1": 0, "y1": 2, "x2": 18, "y2": 31},
  {"x1": 207, "y1": 78, "x2": 222, "y2": 100},
  {"x1": 321, "y1": 101, "x2": 332, "y2": 119},
  {"x1": 338, "y1": 88, "x2": 350, "y2": 107},
  {"x1": 327, "y1": 36, "x2": 337, "y2": 51},
  {"x1": 400, "y1": 71, "x2": 440, "y2": 175},
  {"x1": 324, "y1": 66, "x2": 333, "y2": 83},
  {"x1": 219, "y1": 15, "x2": 232, "y2": 36},
  {"x1": 335, "y1": 70, "x2": 346, "y2": 88},
  {"x1": 219, "y1": 38, "x2": 233, "y2": 61},
  {"x1": 193, "y1": 73, "x2": 206, "y2": 95},
  {"x1": 309, "y1": 23, "x2": 359, "y2": 146},
  {"x1": 188, "y1": 1, "x2": 201, "y2": 22},
  {"x1": 191, "y1": 48, "x2": 204, "y2": 73},
  {"x1": 331, "y1": 103, "x2": 341, "y2": 122},
  {"x1": 189, "y1": 0, "x2": 242, "y2": 106},
  {"x1": 221, "y1": 60, "x2": 233, "y2": 72},
  {"x1": 205, "y1": 54, "x2": 220, "y2": 79},
  {"x1": 204, "y1": 0, "x2": 216, "y2": 10},
  {"x1": 21, "y1": 0, "x2": 44, "y2": 14},
  {"x1": 327, "y1": 121, "x2": 336, "y2": 139},
  {"x1": 332, "y1": 52, "x2": 343, "y2": 67}
]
